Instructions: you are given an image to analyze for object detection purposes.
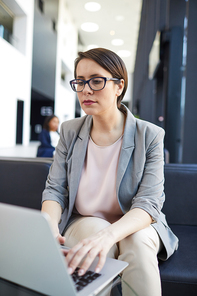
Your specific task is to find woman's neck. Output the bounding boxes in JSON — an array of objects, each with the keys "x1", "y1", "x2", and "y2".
[{"x1": 90, "y1": 108, "x2": 125, "y2": 146}]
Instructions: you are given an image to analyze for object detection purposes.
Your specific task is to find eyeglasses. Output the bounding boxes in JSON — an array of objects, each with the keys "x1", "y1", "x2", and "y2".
[{"x1": 70, "y1": 77, "x2": 120, "y2": 92}]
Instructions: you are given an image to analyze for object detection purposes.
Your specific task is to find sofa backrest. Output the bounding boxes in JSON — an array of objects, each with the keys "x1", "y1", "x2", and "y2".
[
  {"x1": 163, "y1": 163, "x2": 197, "y2": 226},
  {"x1": 0, "y1": 157, "x2": 52, "y2": 210},
  {"x1": 1, "y1": 158, "x2": 196, "y2": 226}
]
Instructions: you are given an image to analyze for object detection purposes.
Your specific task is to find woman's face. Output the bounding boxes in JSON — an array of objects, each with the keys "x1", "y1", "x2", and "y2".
[
  {"x1": 48, "y1": 117, "x2": 59, "y2": 131},
  {"x1": 76, "y1": 58, "x2": 124, "y2": 116}
]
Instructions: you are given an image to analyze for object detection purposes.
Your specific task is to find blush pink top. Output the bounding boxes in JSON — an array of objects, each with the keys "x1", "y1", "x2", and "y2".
[{"x1": 75, "y1": 136, "x2": 123, "y2": 223}]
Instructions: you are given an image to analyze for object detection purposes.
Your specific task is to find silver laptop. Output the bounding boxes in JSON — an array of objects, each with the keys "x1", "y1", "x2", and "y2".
[{"x1": 0, "y1": 203, "x2": 128, "y2": 296}]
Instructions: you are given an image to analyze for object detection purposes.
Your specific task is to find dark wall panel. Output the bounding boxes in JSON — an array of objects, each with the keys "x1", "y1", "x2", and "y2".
[
  {"x1": 133, "y1": 0, "x2": 197, "y2": 163},
  {"x1": 31, "y1": 0, "x2": 58, "y2": 100},
  {"x1": 165, "y1": 27, "x2": 183, "y2": 162},
  {"x1": 183, "y1": 0, "x2": 197, "y2": 163}
]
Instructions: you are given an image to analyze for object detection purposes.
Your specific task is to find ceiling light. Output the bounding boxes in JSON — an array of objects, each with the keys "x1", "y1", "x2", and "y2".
[
  {"x1": 81, "y1": 22, "x2": 99, "y2": 32},
  {"x1": 117, "y1": 50, "x2": 131, "y2": 58},
  {"x1": 111, "y1": 39, "x2": 124, "y2": 46},
  {"x1": 110, "y1": 30, "x2": 115, "y2": 36},
  {"x1": 116, "y1": 15, "x2": 125, "y2": 21},
  {"x1": 85, "y1": 2, "x2": 101, "y2": 12},
  {"x1": 87, "y1": 44, "x2": 98, "y2": 50}
]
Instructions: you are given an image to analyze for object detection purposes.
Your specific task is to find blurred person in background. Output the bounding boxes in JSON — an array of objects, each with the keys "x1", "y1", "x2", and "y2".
[{"x1": 37, "y1": 115, "x2": 59, "y2": 158}]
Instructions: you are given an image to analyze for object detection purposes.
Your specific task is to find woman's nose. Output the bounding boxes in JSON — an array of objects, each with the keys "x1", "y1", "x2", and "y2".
[{"x1": 83, "y1": 82, "x2": 93, "y2": 93}]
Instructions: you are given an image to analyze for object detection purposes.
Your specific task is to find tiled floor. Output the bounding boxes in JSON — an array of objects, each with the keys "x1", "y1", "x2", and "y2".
[{"x1": 0, "y1": 142, "x2": 39, "y2": 158}]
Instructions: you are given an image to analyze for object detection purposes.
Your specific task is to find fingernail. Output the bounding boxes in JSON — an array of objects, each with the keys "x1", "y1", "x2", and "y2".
[
  {"x1": 68, "y1": 267, "x2": 73, "y2": 274},
  {"x1": 78, "y1": 269, "x2": 85, "y2": 276},
  {"x1": 95, "y1": 268, "x2": 100, "y2": 274}
]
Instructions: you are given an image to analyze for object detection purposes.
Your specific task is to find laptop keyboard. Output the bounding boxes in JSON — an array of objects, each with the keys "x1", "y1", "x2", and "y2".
[{"x1": 71, "y1": 267, "x2": 101, "y2": 292}]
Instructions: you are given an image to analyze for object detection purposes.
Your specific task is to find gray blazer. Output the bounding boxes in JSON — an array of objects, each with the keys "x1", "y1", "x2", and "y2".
[{"x1": 42, "y1": 105, "x2": 178, "y2": 261}]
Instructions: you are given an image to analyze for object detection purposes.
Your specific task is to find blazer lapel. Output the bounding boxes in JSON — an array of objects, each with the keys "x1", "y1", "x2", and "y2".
[
  {"x1": 116, "y1": 107, "x2": 136, "y2": 195},
  {"x1": 68, "y1": 116, "x2": 93, "y2": 212}
]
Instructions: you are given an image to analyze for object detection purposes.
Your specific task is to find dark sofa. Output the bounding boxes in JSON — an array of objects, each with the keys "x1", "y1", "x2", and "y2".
[
  {"x1": 0, "y1": 157, "x2": 52, "y2": 210},
  {"x1": 0, "y1": 157, "x2": 196, "y2": 295},
  {"x1": 160, "y1": 164, "x2": 197, "y2": 296}
]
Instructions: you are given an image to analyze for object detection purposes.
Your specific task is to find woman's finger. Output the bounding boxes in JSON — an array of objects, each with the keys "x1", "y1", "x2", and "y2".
[
  {"x1": 66, "y1": 242, "x2": 84, "y2": 263},
  {"x1": 66, "y1": 242, "x2": 92, "y2": 273},
  {"x1": 95, "y1": 250, "x2": 107, "y2": 273},
  {"x1": 61, "y1": 248, "x2": 69, "y2": 257},
  {"x1": 77, "y1": 246, "x2": 100, "y2": 275}
]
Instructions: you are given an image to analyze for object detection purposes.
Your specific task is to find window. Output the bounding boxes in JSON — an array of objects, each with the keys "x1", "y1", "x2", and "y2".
[{"x1": 0, "y1": 2, "x2": 13, "y2": 44}]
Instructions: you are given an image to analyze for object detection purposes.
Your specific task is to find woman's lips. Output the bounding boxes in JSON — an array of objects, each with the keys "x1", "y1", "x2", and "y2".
[{"x1": 83, "y1": 100, "x2": 96, "y2": 106}]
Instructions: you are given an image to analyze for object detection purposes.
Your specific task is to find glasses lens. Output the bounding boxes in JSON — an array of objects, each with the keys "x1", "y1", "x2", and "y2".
[
  {"x1": 71, "y1": 80, "x2": 84, "y2": 92},
  {"x1": 89, "y1": 77, "x2": 105, "y2": 90}
]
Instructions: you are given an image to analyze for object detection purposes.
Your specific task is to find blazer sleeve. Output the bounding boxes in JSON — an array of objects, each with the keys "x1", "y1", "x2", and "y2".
[
  {"x1": 130, "y1": 128, "x2": 165, "y2": 222},
  {"x1": 41, "y1": 125, "x2": 69, "y2": 211},
  {"x1": 41, "y1": 115, "x2": 89, "y2": 213}
]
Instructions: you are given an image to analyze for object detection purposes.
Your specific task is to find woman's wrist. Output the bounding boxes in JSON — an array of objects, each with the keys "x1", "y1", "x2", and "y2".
[
  {"x1": 100, "y1": 225, "x2": 118, "y2": 246},
  {"x1": 106, "y1": 208, "x2": 152, "y2": 243},
  {"x1": 47, "y1": 218, "x2": 59, "y2": 237}
]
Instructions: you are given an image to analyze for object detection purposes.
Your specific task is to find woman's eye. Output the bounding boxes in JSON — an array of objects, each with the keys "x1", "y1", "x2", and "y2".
[
  {"x1": 92, "y1": 79, "x2": 102, "y2": 85},
  {"x1": 78, "y1": 81, "x2": 84, "y2": 86}
]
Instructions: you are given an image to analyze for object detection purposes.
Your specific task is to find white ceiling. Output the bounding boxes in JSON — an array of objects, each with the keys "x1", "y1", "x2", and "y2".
[
  {"x1": 66, "y1": 0, "x2": 142, "y2": 73},
  {"x1": 1, "y1": 0, "x2": 142, "y2": 73}
]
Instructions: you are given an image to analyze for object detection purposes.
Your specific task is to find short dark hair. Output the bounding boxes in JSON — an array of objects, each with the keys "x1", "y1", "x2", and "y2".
[
  {"x1": 43, "y1": 115, "x2": 58, "y2": 131},
  {"x1": 74, "y1": 48, "x2": 128, "y2": 107}
]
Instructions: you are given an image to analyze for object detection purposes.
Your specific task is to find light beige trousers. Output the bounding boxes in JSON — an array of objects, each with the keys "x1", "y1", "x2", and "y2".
[{"x1": 64, "y1": 216, "x2": 162, "y2": 296}]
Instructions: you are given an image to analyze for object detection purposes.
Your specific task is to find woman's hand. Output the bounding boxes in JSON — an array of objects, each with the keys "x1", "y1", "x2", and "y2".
[
  {"x1": 65, "y1": 228, "x2": 116, "y2": 276},
  {"x1": 57, "y1": 233, "x2": 66, "y2": 245},
  {"x1": 65, "y1": 208, "x2": 152, "y2": 276}
]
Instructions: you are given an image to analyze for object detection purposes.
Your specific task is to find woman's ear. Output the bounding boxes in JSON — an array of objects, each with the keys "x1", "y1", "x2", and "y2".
[{"x1": 116, "y1": 79, "x2": 124, "y2": 96}]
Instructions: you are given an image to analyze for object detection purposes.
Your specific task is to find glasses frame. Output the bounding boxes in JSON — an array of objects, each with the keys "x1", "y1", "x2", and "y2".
[{"x1": 70, "y1": 77, "x2": 120, "y2": 92}]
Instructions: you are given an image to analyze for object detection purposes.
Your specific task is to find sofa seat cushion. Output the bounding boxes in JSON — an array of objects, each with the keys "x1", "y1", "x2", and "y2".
[
  {"x1": 159, "y1": 225, "x2": 197, "y2": 296},
  {"x1": 159, "y1": 225, "x2": 197, "y2": 283}
]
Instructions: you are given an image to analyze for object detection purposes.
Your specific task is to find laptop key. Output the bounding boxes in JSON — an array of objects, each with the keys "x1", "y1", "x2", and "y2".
[
  {"x1": 71, "y1": 268, "x2": 101, "y2": 292},
  {"x1": 76, "y1": 285, "x2": 84, "y2": 292}
]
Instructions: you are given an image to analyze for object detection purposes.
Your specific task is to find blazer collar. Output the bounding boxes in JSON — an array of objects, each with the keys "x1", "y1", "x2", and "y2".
[{"x1": 77, "y1": 115, "x2": 92, "y2": 140}]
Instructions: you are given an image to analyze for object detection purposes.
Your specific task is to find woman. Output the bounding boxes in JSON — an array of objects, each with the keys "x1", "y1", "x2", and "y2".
[
  {"x1": 41, "y1": 48, "x2": 178, "y2": 296},
  {"x1": 37, "y1": 115, "x2": 59, "y2": 158}
]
